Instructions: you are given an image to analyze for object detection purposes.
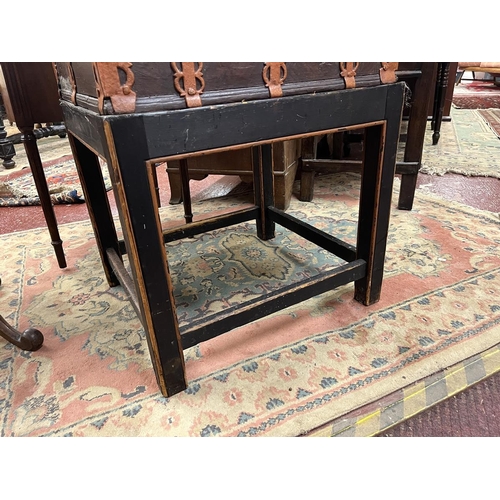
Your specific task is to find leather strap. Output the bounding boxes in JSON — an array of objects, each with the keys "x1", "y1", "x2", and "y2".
[
  {"x1": 263, "y1": 62, "x2": 287, "y2": 98},
  {"x1": 93, "y1": 62, "x2": 136, "y2": 114},
  {"x1": 380, "y1": 62, "x2": 399, "y2": 84},
  {"x1": 171, "y1": 62, "x2": 205, "y2": 108},
  {"x1": 340, "y1": 62, "x2": 359, "y2": 89}
]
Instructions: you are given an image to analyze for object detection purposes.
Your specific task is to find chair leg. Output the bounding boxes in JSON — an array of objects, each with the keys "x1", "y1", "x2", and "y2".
[
  {"x1": 19, "y1": 125, "x2": 67, "y2": 268},
  {"x1": 0, "y1": 315, "x2": 44, "y2": 351}
]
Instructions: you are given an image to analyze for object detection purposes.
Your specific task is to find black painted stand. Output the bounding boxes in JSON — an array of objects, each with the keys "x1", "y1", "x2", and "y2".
[{"x1": 61, "y1": 82, "x2": 405, "y2": 397}]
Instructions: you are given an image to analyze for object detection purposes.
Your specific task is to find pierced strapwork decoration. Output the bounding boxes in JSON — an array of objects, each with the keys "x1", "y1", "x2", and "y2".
[
  {"x1": 93, "y1": 62, "x2": 137, "y2": 114},
  {"x1": 340, "y1": 62, "x2": 359, "y2": 89},
  {"x1": 380, "y1": 62, "x2": 399, "y2": 84},
  {"x1": 171, "y1": 63, "x2": 205, "y2": 108},
  {"x1": 262, "y1": 63, "x2": 287, "y2": 98}
]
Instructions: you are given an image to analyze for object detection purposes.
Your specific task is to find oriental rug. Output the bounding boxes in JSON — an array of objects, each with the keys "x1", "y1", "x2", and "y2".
[
  {"x1": 0, "y1": 157, "x2": 111, "y2": 207},
  {"x1": 452, "y1": 80, "x2": 500, "y2": 109},
  {"x1": 1, "y1": 173, "x2": 500, "y2": 437},
  {"x1": 478, "y1": 109, "x2": 500, "y2": 139},
  {"x1": 420, "y1": 108, "x2": 500, "y2": 178}
]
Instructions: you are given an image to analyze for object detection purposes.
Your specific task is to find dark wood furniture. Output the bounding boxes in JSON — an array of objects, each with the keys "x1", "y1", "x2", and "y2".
[
  {"x1": 0, "y1": 123, "x2": 66, "y2": 168},
  {"x1": 299, "y1": 63, "x2": 438, "y2": 211},
  {"x1": 54, "y1": 62, "x2": 405, "y2": 397},
  {"x1": 0, "y1": 65, "x2": 67, "y2": 169},
  {"x1": 456, "y1": 62, "x2": 500, "y2": 85},
  {"x1": 0, "y1": 62, "x2": 67, "y2": 269},
  {"x1": 166, "y1": 139, "x2": 300, "y2": 210},
  {"x1": 430, "y1": 62, "x2": 452, "y2": 145},
  {"x1": 0, "y1": 277, "x2": 44, "y2": 351},
  {"x1": 0, "y1": 66, "x2": 17, "y2": 169},
  {"x1": 167, "y1": 63, "x2": 454, "y2": 212},
  {"x1": 429, "y1": 62, "x2": 456, "y2": 121}
]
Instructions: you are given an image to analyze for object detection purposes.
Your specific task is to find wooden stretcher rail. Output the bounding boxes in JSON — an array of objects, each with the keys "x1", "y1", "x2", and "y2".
[
  {"x1": 116, "y1": 208, "x2": 260, "y2": 254},
  {"x1": 111, "y1": 202, "x2": 362, "y2": 350},
  {"x1": 301, "y1": 158, "x2": 421, "y2": 175},
  {"x1": 180, "y1": 259, "x2": 367, "y2": 349},
  {"x1": 106, "y1": 247, "x2": 140, "y2": 317},
  {"x1": 162, "y1": 207, "x2": 259, "y2": 243},
  {"x1": 268, "y1": 207, "x2": 357, "y2": 263}
]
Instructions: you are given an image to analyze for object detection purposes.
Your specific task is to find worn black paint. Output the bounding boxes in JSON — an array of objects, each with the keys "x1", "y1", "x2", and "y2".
[{"x1": 62, "y1": 80, "x2": 406, "y2": 397}]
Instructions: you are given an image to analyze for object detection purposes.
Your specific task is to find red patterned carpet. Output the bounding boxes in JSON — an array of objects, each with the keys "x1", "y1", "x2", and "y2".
[
  {"x1": 0, "y1": 155, "x2": 112, "y2": 206},
  {"x1": 453, "y1": 80, "x2": 500, "y2": 109}
]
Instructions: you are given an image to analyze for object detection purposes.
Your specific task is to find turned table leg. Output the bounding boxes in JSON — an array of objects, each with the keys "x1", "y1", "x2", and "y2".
[
  {"x1": 18, "y1": 125, "x2": 67, "y2": 269},
  {"x1": 431, "y1": 62, "x2": 450, "y2": 146},
  {"x1": 0, "y1": 117, "x2": 16, "y2": 169}
]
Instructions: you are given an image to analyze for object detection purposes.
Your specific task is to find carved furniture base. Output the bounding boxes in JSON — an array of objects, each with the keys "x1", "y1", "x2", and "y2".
[
  {"x1": 0, "y1": 118, "x2": 16, "y2": 169},
  {"x1": 0, "y1": 316, "x2": 44, "y2": 351},
  {"x1": 0, "y1": 278, "x2": 44, "y2": 351}
]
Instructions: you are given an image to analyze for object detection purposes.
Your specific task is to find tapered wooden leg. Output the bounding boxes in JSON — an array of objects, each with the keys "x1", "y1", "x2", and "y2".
[
  {"x1": 106, "y1": 117, "x2": 187, "y2": 398},
  {"x1": 398, "y1": 62, "x2": 437, "y2": 211},
  {"x1": 431, "y1": 63, "x2": 442, "y2": 132},
  {"x1": 19, "y1": 127, "x2": 67, "y2": 269},
  {"x1": 166, "y1": 164, "x2": 183, "y2": 204},
  {"x1": 355, "y1": 83, "x2": 404, "y2": 305}
]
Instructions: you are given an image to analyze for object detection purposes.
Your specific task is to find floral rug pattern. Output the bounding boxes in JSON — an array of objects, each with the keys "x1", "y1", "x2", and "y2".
[{"x1": 1, "y1": 174, "x2": 500, "y2": 436}]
